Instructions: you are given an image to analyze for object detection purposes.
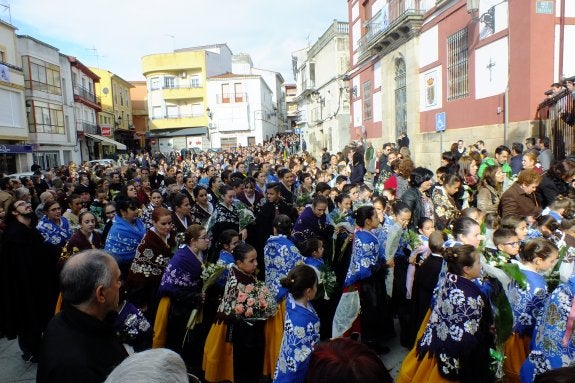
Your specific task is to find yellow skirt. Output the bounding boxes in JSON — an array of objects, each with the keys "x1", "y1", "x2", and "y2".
[
  {"x1": 397, "y1": 352, "x2": 457, "y2": 383},
  {"x1": 152, "y1": 296, "x2": 171, "y2": 348},
  {"x1": 503, "y1": 333, "x2": 531, "y2": 383},
  {"x1": 398, "y1": 309, "x2": 433, "y2": 383},
  {"x1": 203, "y1": 322, "x2": 234, "y2": 383},
  {"x1": 263, "y1": 299, "x2": 286, "y2": 377},
  {"x1": 55, "y1": 293, "x2": 63, "y2": 314}
]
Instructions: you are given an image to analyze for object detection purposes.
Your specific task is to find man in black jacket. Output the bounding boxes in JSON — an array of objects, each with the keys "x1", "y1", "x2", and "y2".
[{"x1": 37, "y1": 250, "x2": 128, "y2": 383}]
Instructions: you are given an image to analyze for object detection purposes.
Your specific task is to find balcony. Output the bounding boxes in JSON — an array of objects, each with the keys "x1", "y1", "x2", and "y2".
[
  {"x1": 149, "y1": 113, "x2": 209, "y2": 130},
  {"x1": 77, "y1": 121, "x2": 99, "y2": 135},
  {"x1": 216, "y1": 93, "x2": 248, "y2": 104},
  {"x1": 73, "y1": 85, "x2": 101, "y2": 110},
  {"x1": 357, "y1": 0, "x2": 428, "y2": 60},
  {"x1": 536, "y1": 88, "x2": 575, "y2": 161},
  {"x1": 162, "y1": 84, "x2": 204, "y2": 100}
]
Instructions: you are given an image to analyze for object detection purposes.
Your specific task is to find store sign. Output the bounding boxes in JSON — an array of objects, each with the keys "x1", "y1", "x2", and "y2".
[
  {"x1": 536, "y1": 1, "x2": 553, "y2": 14},
  {"x1": 101, "y1": 126, "x2": 111, "y2": 136},
  {"x1": 0, "y1": 144, "x2": 33, "y2": 154}
]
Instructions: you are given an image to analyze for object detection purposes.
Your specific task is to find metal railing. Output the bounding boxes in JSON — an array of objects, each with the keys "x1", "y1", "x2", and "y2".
[
  {"x1": 536, "y1": 89, "x2": 575, "y2": 160},
  {"x1": 150, "y1": 113, "x2": 204, "y2": 120},
  {"x1": 357, "y1": 0, "x2": 427, "y2": 55},
  {"x1": 152, "y1": 83, "x2": 203, "y2": 90},
  {"x1": 73, "y1": 84, "x2": 98, "y2": 103},
  {"x1": 217, "y1": 93, "x2": 248, "y2": 103}
]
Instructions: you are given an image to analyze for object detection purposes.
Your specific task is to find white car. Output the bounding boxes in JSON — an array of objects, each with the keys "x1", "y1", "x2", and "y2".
[
  {"x1": 7, "y1": 171, "x2": 36, "y2": 180},
  {"x1": 88, "y1": 159, "x2": 117, "y2": 167}
]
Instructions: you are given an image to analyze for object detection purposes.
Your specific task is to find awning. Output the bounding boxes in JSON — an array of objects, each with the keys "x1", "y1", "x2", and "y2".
[
  {"x1": 85, "y1": 134, "x2": 127, "y2": 150},
  {"x1": 146, "y1": 127, "x2": 208, "y2": 138}
]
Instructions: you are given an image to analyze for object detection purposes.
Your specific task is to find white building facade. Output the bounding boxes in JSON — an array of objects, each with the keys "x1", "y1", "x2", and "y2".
[
  {"x1": 292, "y1": 20, "x2": 351, "y2": 155},
  {"x1": 0, "y1": 19, "x2": 29, "y2": 174}
]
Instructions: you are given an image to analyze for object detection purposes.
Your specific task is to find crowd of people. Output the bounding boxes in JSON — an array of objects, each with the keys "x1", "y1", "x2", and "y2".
[{"x1": 0, "y1": 133, "x2": 575, "y2": 383}]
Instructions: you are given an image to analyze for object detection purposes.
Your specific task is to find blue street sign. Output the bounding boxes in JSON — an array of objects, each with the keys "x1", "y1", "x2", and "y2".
[{"x1": 436, "y1": 112, "x2": 446, "y2": 132}]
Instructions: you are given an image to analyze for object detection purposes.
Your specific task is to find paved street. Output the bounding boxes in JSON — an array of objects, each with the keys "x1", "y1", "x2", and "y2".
[{"x1": 0, "y1": 320, "x2": 408, "y2": 382}]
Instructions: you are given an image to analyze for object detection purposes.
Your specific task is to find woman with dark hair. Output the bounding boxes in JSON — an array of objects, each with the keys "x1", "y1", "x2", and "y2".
[
  {"x1": 456, "y1": 155, "x2": 479, "y2": 209},
  {"x1": 292, "y1": 195, "x2": 333, "y2": 245},
  {"x1": 189, "y1": 186, "x2": 213, "y2": 227},
  {"x1": 307, "y1": 338, "x2": 393, "y2": 383},
  {"x1": 237, "y1": 176, "x2": 265, "y2": 211},
  {"x1": 104, "y1": 197, "x2": 146, "y2": 277},
  {"x1": 398, "y1": 245, "x2": 494, "y2": 383},
  {"x1": 335, "y1": 206, "x2": 388, "y2": 353},
  {"x1": 142, "y1": 189, "x2": 169, "y2": 229},
  {"x1": 431, "y1": 173, "x2": 461, "y2": 231},
  {"x1": 207, "y1": 184, "x2": 245, "y2": 261},
  {"x1": 476, "y1": 165, "x2": 504, "y2": 214},
  {"x1": 401, "y1": 167, "x2": 434, "y2": 231},
  {"x1": 349, "y1": 151, "x2": 366, "y2": 184},
  {"x1": 536, "y1": 159, "x2": 575, "y2": 208},
  {"x1": 36, "y1": 200, "x2": 71, "y2": 251},
  {"x1": 59, "y1": 211, "x2": 102, "y2": 267},
  {"x1": 440, "y1": 151, "x2": 457, "y2": 175},
  {"x1": 127, "y1": 206, "x2": 176, "y2": 323},
  {"x1": 171, "y1": 193, "x2": 192, "y2": 236},
  {"x1": 207, "y1": 175, "x2": 223, "y2": 208}
]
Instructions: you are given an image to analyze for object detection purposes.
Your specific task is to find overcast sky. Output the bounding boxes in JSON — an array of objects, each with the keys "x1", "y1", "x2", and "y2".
[{"x1": 3, "y1": 0, "x2": 348, "y2": 82}]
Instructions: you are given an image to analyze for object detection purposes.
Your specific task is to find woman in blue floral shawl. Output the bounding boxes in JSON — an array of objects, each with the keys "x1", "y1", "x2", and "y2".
[
  {"x1": 520, "y1": 275, "x2": 575, "y2": 382},
  {"x1": 104, "y1": 197, "x2": 146, "y2": 277},
  {"x1": 398, "y1": 245, "x2": 494, "y2": 383},
  {"x1": 503, "y1": 238, "x2": 558, "y2": 383},
  {"x1": 156, "y1": 224, "x2": 209, "y2": 376},
  {"x1": 36, "y1": 200, "x2": 71, "y2": 251},
  {"x1": 263, "y1": 214, "x2": 303, "y2": 377},
  {"x1": 274, "y1": 265, "x2": 320, "y2": 383}
]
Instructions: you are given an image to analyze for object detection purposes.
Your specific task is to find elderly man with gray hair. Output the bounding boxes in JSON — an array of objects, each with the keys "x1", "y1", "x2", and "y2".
[{"x1": 37, "y1": 249, "x2": 128, "y2": 383}]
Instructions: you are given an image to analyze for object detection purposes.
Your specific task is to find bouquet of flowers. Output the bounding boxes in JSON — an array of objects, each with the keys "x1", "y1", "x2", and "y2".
[
  {"x1": 233, "y1": 281, "x2": 278, "y2": 321},
  {"x1": 184, "y1": 262, "x2": 227, "y2": 344},
  {"x1": 317, "y1": 263, "x2": 337, "y2": 300},
  {"x1": 233, "y1": 200, "x2": 256, "y2": 231},
  {"x1": 330, "y1": 210, "x2": 354, "y2": 262},
  {"x1": 546, "y1": 243, "x2": 574, "y2": 292}
]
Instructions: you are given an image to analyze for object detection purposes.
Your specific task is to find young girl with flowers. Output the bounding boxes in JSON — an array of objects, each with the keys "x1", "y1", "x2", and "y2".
[
  {"x1": 274, "y1": 264, "x2": 320, "y2": 383},
  {"x1": 504, "y1": 238, "x2": 558, "y2": 383},
  {"x1": 203, "y1": 243, "x2": 277, "y2": 383}
]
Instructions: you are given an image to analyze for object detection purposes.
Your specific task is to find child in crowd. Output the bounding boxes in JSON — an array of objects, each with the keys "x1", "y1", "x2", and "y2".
[
  {"x1": 215, "y1": 229, "x2": 240, "y2": 286},
  {"x1": 89, "y1": 187, "x2": 108, "y2": 232},
  {"x1": 541, "y1": 195, "x2": 572, "y2": 223},
  {"x1": 398, "y1": 245, "x2": 494, "y2": 383},
  {"x1": 504, "y1": 238, "x2": 558, "y2": 383},
  {"x1": 273, "y1": 264, "x2": 320, "y2": 383},
  {"x1": 406, "y1": 217, "x2": 434, "y2": 300},
  {"x1": 501, "y1": 215, "x2": 529, "y2": 243},
  {"x1": 482, "y1": 212, "x2": 501, "y2": 255}
]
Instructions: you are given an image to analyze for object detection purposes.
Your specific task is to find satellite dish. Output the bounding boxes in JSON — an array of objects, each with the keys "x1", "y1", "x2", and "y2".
[{"x1": 102, "y1": 87, "x2": 109, "y2": 94}]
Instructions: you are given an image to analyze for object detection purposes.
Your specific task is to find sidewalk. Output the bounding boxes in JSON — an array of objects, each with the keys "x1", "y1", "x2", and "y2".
[{"x1": 0, "y1": 320, "x2": 408, "y2": 382}]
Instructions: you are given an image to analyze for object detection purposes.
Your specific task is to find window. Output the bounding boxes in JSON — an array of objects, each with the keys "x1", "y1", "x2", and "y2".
[
  {"x1": 362, "y1": 81, "x2": 372, "y2": 120},
  {"x1": 234, "y1": 83, "x2": 243, "y2": 102},
  {"x1": 29, "y1": 100, "x2": 65, "y2": 134},
  {"x1": 150, "y1": 77, "x2": 161, "y2": 90},
  {"x1": 447, "y1": 28, "x2": 469, "y2": 100},
  {"x1": 309, "y1": 63, "x2": 316, "y2": 88},
  {"x1": 24, "y1": 56, "x2": 62, "y2": 95},
  {"x1": 395, "y1": 59, "x2": 407, "y2": 138},
  {"x1": 221, "y1": 84, "x2": 230, "y2": 103},
  {"x1": 220, "y1": 136, "x2": 238, "y2": 150},
  {"x1": 190, "y1": 75, "x2": 201, "y2": 88},
  {"x1": 164, "y1": 76, "x2": 175, "y2": 89},
  {"x1": 0, "y1": 50, "x2": 5, "y2": 62}
]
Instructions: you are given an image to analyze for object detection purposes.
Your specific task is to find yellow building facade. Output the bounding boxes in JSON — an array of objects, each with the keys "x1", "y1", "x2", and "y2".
[{"x1": 141, "y1": 44, "x2": 232, "y2": 151}]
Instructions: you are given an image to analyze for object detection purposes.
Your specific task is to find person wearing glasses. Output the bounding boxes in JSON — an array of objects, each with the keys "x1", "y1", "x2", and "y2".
[
  {"x1": 154, "y1": 224, "x2": 210, "y2": 378},
  {"x1": 37, "y1": 200, "x2": 71, "y2": 251},
  {"x1": 104, "y1": 197, "x2": 146, "y2": 278},
  {"x1": 127, "y1": 206, "x2": 175, "y2": 323},
  {"x1": 1, "y1": 199, "x2": 59, "y2": 363}
]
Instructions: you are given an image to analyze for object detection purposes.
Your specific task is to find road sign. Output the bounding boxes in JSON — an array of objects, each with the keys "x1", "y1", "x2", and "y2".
[
  {"x1": 435, "y1": 112, "x2": 446, "y2": 132},
  {"x1": 536, "y1": 1, "x2": 553, "y2": 14}
]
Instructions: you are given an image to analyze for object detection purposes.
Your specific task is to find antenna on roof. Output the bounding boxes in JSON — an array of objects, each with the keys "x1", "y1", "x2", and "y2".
[
  {"x1": 0, "y1": 3, "x2": 12, "y2": 24},
  {"x1": 86, "y1": 46, "x2": 105, "y2": 68}
]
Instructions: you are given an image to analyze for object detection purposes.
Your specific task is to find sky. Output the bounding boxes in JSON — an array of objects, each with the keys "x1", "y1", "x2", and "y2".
[{"x1": 2, "y1": 0, "x2": 348, "y2": 82}]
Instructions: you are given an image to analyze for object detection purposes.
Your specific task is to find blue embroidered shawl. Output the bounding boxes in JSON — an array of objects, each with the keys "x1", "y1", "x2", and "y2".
[
  {"x1": 264, "y1": 235, "x2": 303, "y2": 301},
  {"x1": 508, "y1": 268, "x2": 548, "y2": 336},
  {"x1": 344, "y1": 229, "x2": 384, "y2": 288},
  {"x1": 37, "y1": 215, "x2": 71, "y2": 248},
  {"x1": 158, "y1": 245, "x2": 203, "y2": 298},
  {"x1": 104, "y1": 215, "x2": 146, "y2": 266},
  {"x1": 216, "y1": 249, "x2": 234, "y2": 287},
  {"x1": 520, "y1": 276, "x2": 575, "y2": 382},
  {"x1": 417, "y1": 273, "x2": 490, "y2": 381},
  {"x1": 273, "y1": 294, "x2": 320, "y2": 383}
]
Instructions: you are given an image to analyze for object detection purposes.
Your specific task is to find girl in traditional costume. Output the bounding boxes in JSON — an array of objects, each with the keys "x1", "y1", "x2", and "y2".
[
  {"x1": 104, "y1": 197, "x2": 146, "y2": 277},
  {"x1": 520, "y1": 275, "x2": 575, "y2": 382},
  {"x1": 141, "y1": 189, "x2": 169, "y2": 230},
  {"x1": 274, "y1": 264, "x2": 320, "y2": 383},
  {"x1": 127, "y1": 207, "x2": 175, "y2": 323},
  {"x1": 189, "y1": 185, "x2": 213, "y2": 228},
  {"x1": 263, "y1": 214, "x2": 303, "y2": 377},
  {"x1": 398, "y1": 245, "x2": 494, "y2": 383},
  {"x1": 334, "y1": 206, "x2": 388, "y2": 354},
  {"x1": 154, "y1": 224, "x2": 210, "y2": 377},
  {"x1": 504, "y1": 238, "x2": 558, "y2": 383},
  {"x1": 37, "y1": 200, "x2": 71, "y2": 251}
]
